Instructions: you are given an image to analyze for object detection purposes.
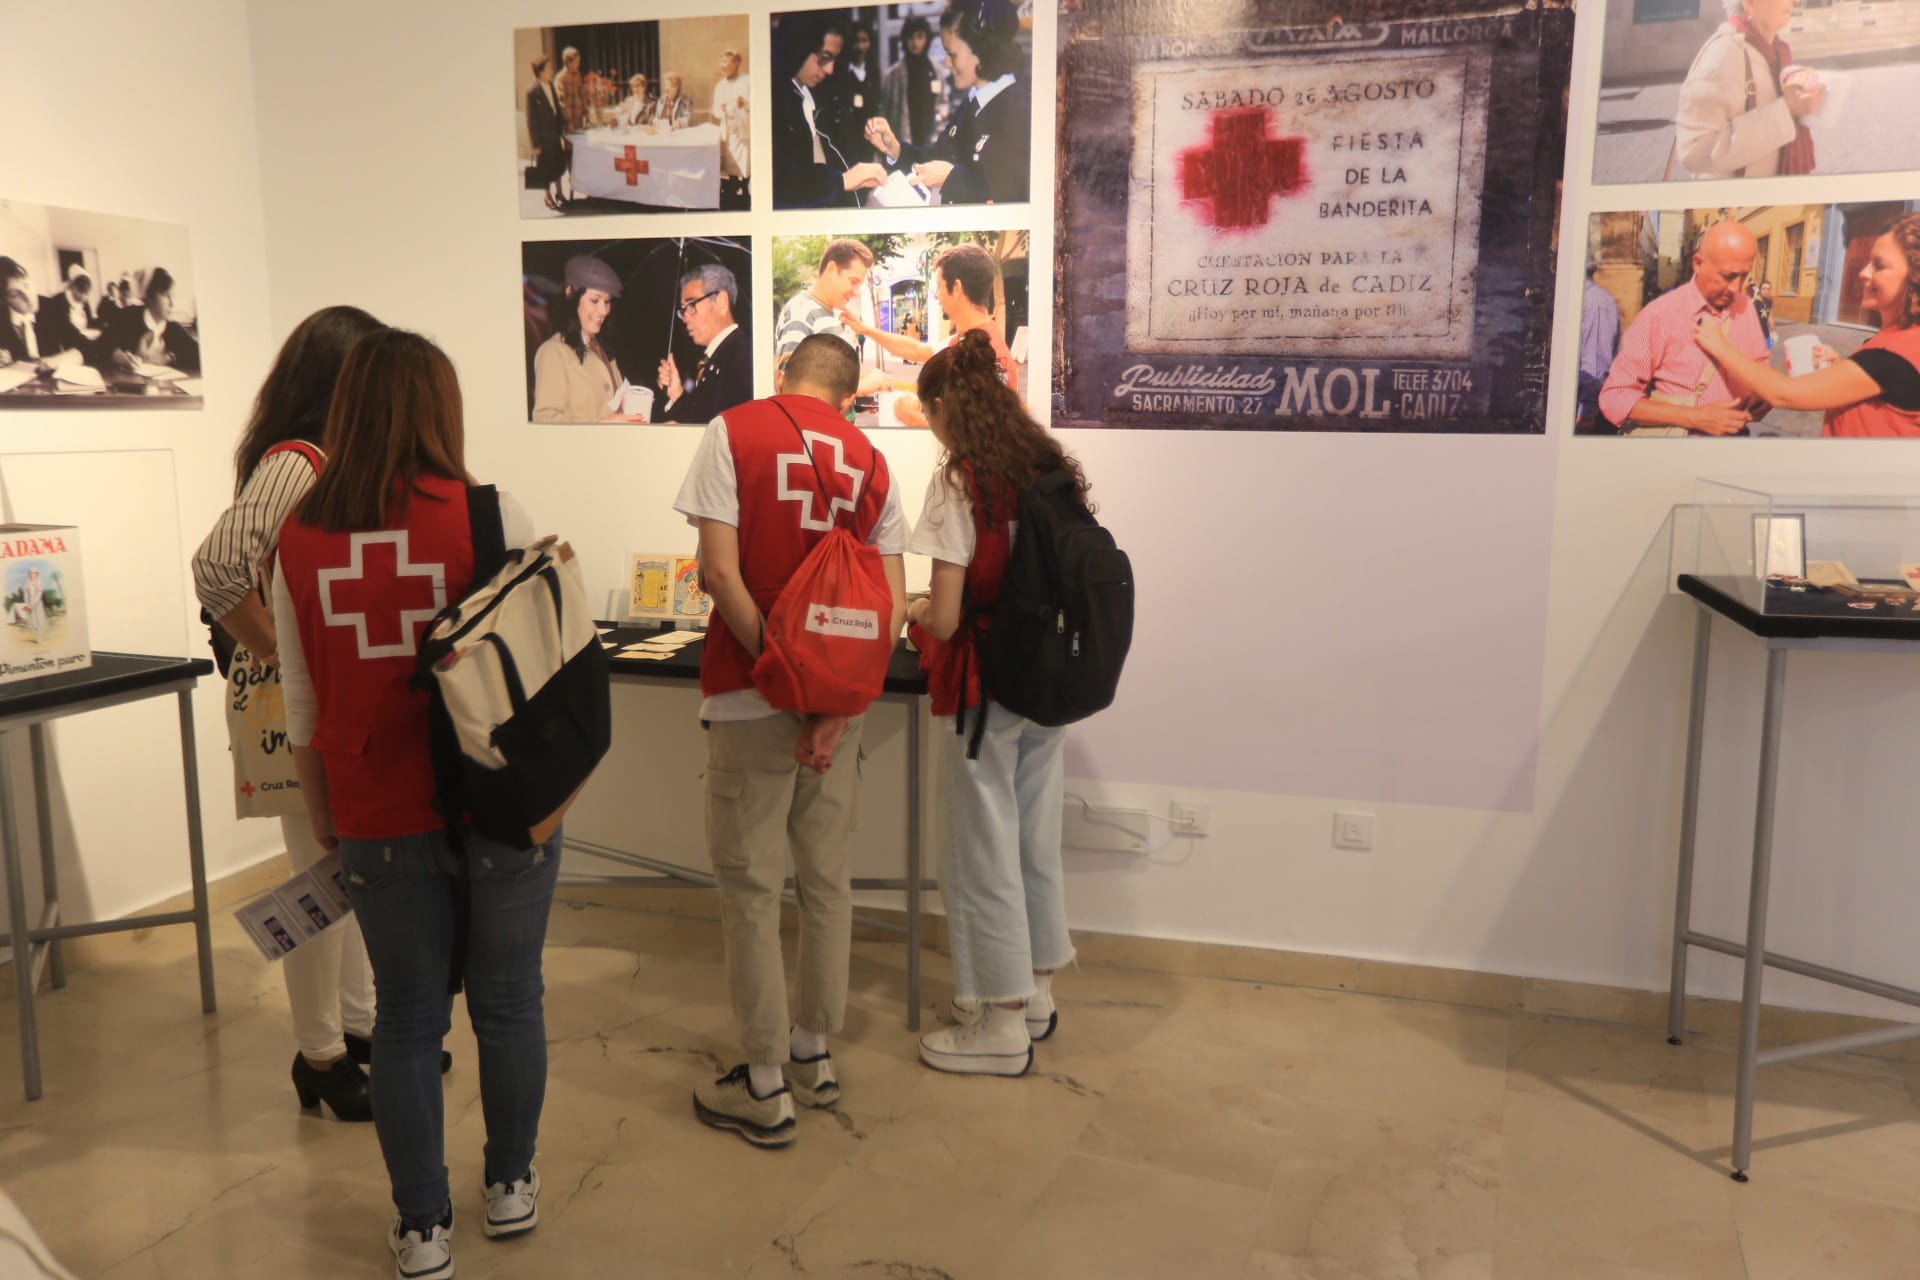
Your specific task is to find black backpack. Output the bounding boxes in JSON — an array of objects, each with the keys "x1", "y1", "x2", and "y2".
[{"x1": 963, "y1": 468, "x2": 1133, "y2": 756}]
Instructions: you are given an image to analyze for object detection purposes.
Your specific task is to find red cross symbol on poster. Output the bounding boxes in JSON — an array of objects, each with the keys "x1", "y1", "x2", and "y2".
[
  {"x1": 614, "y1": 146, "x2": 651, "y2": 185},
  {"x1": 1178, "y1": 108, "x2": 1307, "y2": 231},
  {"x1": 317, "y1": 532, "x2": 448, "y2": 659}
]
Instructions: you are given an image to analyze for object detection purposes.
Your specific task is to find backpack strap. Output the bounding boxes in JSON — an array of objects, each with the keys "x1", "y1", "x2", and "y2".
[{"x1": 467, "y1": 484, "x2": 508, "y2": 583}]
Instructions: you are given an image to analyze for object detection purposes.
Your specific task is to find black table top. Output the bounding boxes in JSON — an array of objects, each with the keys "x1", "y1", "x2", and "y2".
[
  {"x1": 1679, "y1": 575, "x2": 1920, "y2": 642},
  {"x1": 602, "y1": 623, "x2": 929, "y2": 695},
  {"x1": 0, "y1": 652, "x2": 215, "y2": 720}
]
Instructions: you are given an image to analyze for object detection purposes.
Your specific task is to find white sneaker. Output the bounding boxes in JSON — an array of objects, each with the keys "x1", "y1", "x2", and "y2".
[
  {"x1": 919, "y1": 1002, "x2": 1033, "y2": 1076},
  {"x1": 389, "y1": 1212, "x2": 454, "y2": 1280},
  {"x1": 1026, "y1": 985, "x2": 1058, "y2": 1041},
  {"x1": 483, "y1": 1166, "x2": 539, "y2": 1239},
  {"x1": 784, "y1": 1052, "x2": 840, "y2": 1108}
]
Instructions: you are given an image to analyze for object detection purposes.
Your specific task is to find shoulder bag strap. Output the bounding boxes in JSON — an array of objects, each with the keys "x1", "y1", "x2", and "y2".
[{"x1": 466, "y1": 484, "x2": 508, "y2": 583}]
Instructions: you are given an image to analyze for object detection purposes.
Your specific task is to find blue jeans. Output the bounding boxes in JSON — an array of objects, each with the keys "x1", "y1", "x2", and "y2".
[
  {"x1": 339, "y1": 826, "x2": 561, "y2": 1226},
  {"x1": 935, "y1": 706, "x2": 1075, "y2": 1002}
]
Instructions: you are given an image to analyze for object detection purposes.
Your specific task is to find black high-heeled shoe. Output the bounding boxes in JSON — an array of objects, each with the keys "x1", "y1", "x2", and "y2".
[
  {"x1": 291, "y1": 1053, "x2": 373, "y2": 1121},
  {"x1": 344, "y1": 1033, "x2": 452, "y2": 1076}
]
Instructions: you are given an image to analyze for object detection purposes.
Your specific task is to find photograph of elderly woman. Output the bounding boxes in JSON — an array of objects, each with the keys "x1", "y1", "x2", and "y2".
[
  {"x1": 522, "y1": 236, "x2": 752, "y2": 425},
  {"x1": 514, "y1": 17, "x2": 752, "y2": 216},
  {"x1": 1593, "y1": 0, "x2": 1920, "y2": 183},
  {"x1": 1578, "y1": 202, "x2": 1920, "y2": 438}
]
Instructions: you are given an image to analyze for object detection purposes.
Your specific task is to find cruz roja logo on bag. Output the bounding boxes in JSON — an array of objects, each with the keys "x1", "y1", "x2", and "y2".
[{"x1": 805, "y1": 604, "x2": 879, "y2": 638}]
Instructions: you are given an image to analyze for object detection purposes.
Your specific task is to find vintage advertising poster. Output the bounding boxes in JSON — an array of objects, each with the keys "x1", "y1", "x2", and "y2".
[
  {"x1": 0, "y1": 524, "x2": 88, "y2": 684},
  {"x1": 1055, "y1": 0, "x2": 1574, "y2": 432}
]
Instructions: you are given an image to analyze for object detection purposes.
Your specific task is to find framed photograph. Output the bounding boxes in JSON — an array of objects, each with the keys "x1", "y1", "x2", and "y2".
[
  {"x1": 626, "y1": 553, "x2": 675, "y2": 621},
  {"x1": 771, "y1": 230, "x2": 1029, "y2": 427},
  {"x1": 522, "y1": 235, "x2": 752, "y2": 425},
  {"x1": 1, "y1": 199, "x2": 203, "y2": 410},
  {"x1": 1751, "y1": 513, "x2": 1806, "y2": 579},
  {"x1": 514, "y1": 17, "x2": 753, "y2": 216}
]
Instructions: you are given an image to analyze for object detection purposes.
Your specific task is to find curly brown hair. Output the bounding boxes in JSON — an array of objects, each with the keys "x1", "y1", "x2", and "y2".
[
  {"x1": 917, "y1": 329, "x2": 1090, "y2": 519},
  {"x1": 1886, "y1": 213, "x2": 1920, "y2": 329}
]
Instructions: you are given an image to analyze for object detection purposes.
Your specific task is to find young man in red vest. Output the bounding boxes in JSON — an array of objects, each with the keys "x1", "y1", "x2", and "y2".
[{"x1": 672, "y1": 334, "x2": 908, "y2": 1146}]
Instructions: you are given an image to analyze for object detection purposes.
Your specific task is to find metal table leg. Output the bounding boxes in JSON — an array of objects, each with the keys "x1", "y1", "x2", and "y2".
[
  {"x1": 905, "y1": 698, "x2": 922, "y2": 1033},
  {"x1": 1732, "y1": 645, "x2": 1790, "y2": 1182},
  {"x1": 28, "y1": 725, "x2": 62, "y2": 990},
  {"x1": 1668, "y1": 608, "x2": 1713, "y2": 1044},
  {"x1": 1, "y1": 730, "x2": 43, "y2": 1100},
  {"x1": 177, "y1": 691, "x2": 216, "y2": 1014}
]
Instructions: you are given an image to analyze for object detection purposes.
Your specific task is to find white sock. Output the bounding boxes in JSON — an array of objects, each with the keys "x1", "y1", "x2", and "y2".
[
  {"x1": 790, "y1": 1027, "x2": 828, "y2": 1060},
  {"x1": 748, "y1": 1063, "x2": 784, "y2": 1096}
]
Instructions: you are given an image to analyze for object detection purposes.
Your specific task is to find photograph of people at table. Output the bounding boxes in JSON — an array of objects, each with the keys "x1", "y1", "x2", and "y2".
[
  {"x1": 1593, "y1": 0, "x2": 1920, "y2": 184},
  {"x1": 771, "y1": 230, "x2": 1028, "y2": 428},
  {"x1": 771, "y1": 1, "x2": 1027, "y2": 209},
  {"x1": 522, "y1": 236, "x2": 753, "y2": 426},
  {"x1": 0, "y1": 198, "x2": 204, "y2": 407},
  {"x1": 514, "y1": 17, "x2": 752, "y2": 217},
  {"x1": 1579, "y1": 202, "x2": 1920, "y2": 438}
]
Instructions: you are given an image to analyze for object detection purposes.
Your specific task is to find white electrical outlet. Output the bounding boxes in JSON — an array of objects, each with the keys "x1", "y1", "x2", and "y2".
[
  {"x1": 1333, "y1": 811, "x2": 1375, "y2": 851},
  {"x1": 1169, "y1": 799, "x2": 1211, "y2": 836}
]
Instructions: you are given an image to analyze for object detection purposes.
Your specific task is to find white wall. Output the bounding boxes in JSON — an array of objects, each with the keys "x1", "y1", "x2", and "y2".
[
  {"x1": 13, "y1": 0, "x2": 1920, "y2": 1022},
  {"x1": 1, "y1": 0, "x2": 285, "y2": 924}
]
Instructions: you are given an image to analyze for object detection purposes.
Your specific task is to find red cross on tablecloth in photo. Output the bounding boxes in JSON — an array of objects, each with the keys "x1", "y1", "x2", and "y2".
[
  {"x1": 614, "y1": 146, "x2": 651, "y2": 185},
  {"x1": 1178, "y1": 108, "x2": 1307, "y2": 231},
  {"x1": 316, "y1": 531, "x2": 448, "y2": 659}
]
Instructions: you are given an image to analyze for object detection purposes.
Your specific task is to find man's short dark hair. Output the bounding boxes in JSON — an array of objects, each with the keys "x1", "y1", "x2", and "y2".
[
  {"x1": 934, "y1": 243, "x2": 997, "y2": 309},
  {"x1": 783, "y1": 333, "x2": 859, "y2": 402},
  {"x1": 819, "y1": 238, "x2": 875, "y2": 274}
]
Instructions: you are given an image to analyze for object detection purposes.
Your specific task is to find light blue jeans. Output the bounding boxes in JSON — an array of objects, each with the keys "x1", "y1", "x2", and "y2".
[
  {"x1": 934, "y1": 704, "x2": 1075, "y2": 1002},
  {"x1": 339, "y1": 826, "x2": 560, "y2": 1228}
]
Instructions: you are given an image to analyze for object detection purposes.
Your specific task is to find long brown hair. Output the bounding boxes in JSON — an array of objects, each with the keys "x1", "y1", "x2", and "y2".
[
  {"x1": 232, "y1": 305, "x2": 385, "y2": 488},
  {"x1": 917, "y1": 329, "x2": 1090, "y2": 518},
  {"x1": 297, "y1": 329, "x2": 465, "y2": 533},
  {"x1": 1886, "y1": 213, "x2": 1920, "y2": 329}
]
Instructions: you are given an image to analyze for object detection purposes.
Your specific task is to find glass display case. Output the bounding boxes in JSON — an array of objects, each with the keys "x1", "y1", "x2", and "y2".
[{"x1": 1675, "y1": 480, "x2": 1920, "y2": 631}]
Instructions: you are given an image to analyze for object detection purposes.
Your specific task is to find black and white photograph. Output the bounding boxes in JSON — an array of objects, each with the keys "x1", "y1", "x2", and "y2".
[
  {"x1": 769, "y1": 1, "x2": 1031, "y2": 209},
  {"x1": 772, "y1": 230, "x2": 1029, "y2": 427},
  {"x1": 0, "y1": 199, "x2": 202, "y2": 409},
  {"x1": 1054, "y1": 0, "x2": 1574, "y2": 432},
  {"x1": 521, "y1": 236, "x2": 753, "y2": 425},
  {"x1": 1594, "y1": 0, "x2": 1920, "y2": 184},
  {"x1": 514, "y1": 17, "x2": 754, "y2": 216}
]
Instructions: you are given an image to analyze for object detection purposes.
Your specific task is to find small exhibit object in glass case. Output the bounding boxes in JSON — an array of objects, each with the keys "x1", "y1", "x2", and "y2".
[{"x1": 0, "y1": 523, "x2": 89, "y2": 685}]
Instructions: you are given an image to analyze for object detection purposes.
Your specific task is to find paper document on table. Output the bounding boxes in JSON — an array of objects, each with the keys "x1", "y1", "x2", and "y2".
[
  {"x1": 868, "y1": 170, "x2": 932, "y2": 207},
  {"x1": 620, "y1": 647, "x2": 678, "y2": 660},
  {"x1": 637, "y1": 631, "x2": 702, "y2": 648},
  {"x1": 53, "y1": 365, "x2": 104, "y2": 388},
  {"x1": 132, "y1": 360, "x2": 188, "y2": 381},
  {"x1": 0, "y1": 366, "x2": 36, "y2": 393}
]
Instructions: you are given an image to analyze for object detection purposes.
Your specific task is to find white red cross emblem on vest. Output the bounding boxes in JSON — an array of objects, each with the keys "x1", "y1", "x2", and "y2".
[
  {"x1": 776, "y1": 430, "x2": 866, "y2": 533},
  {"x1": 317, "y1": 531, "x2": 448, "y2": 659}
]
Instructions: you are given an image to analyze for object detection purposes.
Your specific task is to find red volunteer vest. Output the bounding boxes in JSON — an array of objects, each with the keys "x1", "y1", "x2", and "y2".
[
  {"x1": 701, "y1": 395, "x2": 893, "y2": 701},
  {"x1": 911, "y1": 469, "x2": 1013, "y2": 717},
  {"x1": 1826, "y1": 325, "x2": 1920, "y2": 438},
  {"x1": 276, "y1": 473, "x2": 475, "y2": 838}
]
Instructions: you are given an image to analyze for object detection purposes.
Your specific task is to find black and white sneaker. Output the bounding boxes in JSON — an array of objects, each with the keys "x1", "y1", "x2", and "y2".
[
  {"x1": 784, "y1": 1052, "x2": 840, "y2": 1108},
  {"x1": 693, "y1": 1064, "x2": 797, "y2": 1147},
  {"x1": 483, "y1": 1166, "x2": 539, "y2": 1239},
  {"x1": 389, "y1": 1210, "x2": 454, "y2": 1280}
]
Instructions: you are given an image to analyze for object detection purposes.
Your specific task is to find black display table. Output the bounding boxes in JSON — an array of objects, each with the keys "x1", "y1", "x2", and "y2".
[
  {"x1": 581, "y1": 625, "x2": 936, "y2": 1029},
  {"x1": 0, "y1": 654, "x2": 216, "y2": 1100},
  {"x1": 1668, "y1": 577, "x2": 1920, "y2": 1180}
]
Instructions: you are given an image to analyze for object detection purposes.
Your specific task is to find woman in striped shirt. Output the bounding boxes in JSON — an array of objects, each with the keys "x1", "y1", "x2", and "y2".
[{"x1": 191, "y1": 305, "x2": 391, "y2": 1121}]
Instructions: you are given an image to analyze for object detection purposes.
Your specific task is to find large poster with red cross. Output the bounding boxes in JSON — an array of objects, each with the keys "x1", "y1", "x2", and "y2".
[{"x1": 1055, "y1": 0, "x2": 1575, "y2": 432}]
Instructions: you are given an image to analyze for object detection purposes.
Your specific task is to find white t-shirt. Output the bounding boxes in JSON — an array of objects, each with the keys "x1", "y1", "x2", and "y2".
[
  {"x1": 673, "y1": 412, "x2": 909, "y2": 721},
  {"x1": 907, "y1": 467, "x2": 976, "y2": 566}
]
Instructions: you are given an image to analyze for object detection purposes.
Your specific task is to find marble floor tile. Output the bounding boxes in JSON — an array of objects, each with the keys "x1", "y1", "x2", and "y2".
[{"x1": 1730, "y1": 1180, "x2": 1920, "y2": 1280}]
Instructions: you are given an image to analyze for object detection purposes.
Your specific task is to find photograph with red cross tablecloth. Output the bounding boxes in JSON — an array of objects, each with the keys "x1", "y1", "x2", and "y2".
[
  {"x1": 1053, "y1": 0, "x2": 1574, "y2": 433},
  {"x1": 513, "y1": 16, "x2": 752, "y2": 218}
]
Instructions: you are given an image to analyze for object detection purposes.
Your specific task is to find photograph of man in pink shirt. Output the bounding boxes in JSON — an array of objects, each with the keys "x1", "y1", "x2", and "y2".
[{"x1": 1598, "y1": 221, "x2": 1772, "y2": 436}]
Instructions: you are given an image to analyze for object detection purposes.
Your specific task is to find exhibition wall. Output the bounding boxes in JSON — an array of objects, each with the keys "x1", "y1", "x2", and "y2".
[{"x1": 6, "y1": 0, "x2": 1920, "y2": 1019}]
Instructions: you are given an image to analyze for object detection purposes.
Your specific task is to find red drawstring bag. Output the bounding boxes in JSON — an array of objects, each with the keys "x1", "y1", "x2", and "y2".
[{"x1": 751, "y1": 407, "x2": 894, "y2": 716}]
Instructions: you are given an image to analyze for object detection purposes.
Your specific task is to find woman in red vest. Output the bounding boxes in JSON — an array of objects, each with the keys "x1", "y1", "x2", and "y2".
[
  {"x1": 271, "y1": 330, "x2": 550, "y2": 1280},
  {"x1": 905, "y1": 330, "x2": 1091, "y2": 1075},
  {"x1": 1695, "y1": 214, "x2": 1920, "y2": 437},
  {"x1": 192, "y1": 305, "x2": 388, "y2": 1124}
]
